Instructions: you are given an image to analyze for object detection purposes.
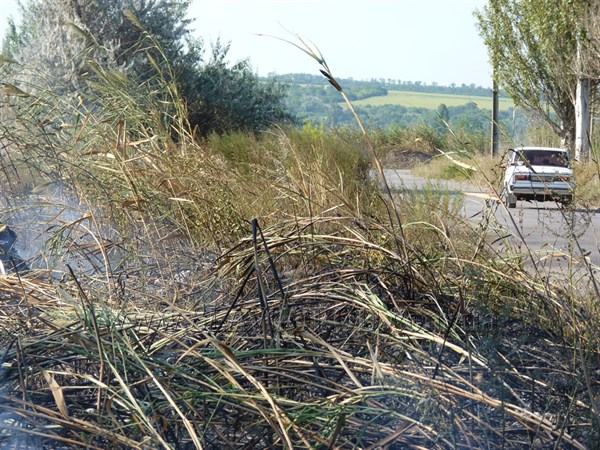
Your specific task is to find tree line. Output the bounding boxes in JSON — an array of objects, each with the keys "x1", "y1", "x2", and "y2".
[{"x1": 275, "y1": 72, "x2": 509, "y2": 98}]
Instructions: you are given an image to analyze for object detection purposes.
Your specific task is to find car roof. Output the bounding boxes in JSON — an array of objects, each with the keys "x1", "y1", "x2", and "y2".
[{"x1": 512, "y1": 146, "x2": 568, "y2": 152}]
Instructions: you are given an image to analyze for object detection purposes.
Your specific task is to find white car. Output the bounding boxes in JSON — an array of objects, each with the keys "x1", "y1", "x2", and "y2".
[{"x1": 502, "y1": 146, "x2": 574, "y2": 208}]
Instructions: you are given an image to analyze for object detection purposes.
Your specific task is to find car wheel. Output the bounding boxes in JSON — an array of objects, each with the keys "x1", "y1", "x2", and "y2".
[{"x1": 561, "y1": 195, "x2": 574, "y2": 207}]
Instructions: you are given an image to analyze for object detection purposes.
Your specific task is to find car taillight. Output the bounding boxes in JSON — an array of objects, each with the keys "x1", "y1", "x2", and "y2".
[{"x1": 514, "y1": 174, "x2": 530, "y2": 181}]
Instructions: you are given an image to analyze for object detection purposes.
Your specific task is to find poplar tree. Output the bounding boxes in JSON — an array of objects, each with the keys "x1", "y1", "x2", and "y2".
[{"x1": 476, "y1": 0, "x2": 597, "y2": 158}]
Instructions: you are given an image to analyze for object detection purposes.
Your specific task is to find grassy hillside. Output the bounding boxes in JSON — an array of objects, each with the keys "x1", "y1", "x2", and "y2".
[
  {"x1": 283, "y1": 74, "x2": 522, "y2": 133},
  {"x1": 350, "y1": 89, "x2": 514, "y2": 110}
]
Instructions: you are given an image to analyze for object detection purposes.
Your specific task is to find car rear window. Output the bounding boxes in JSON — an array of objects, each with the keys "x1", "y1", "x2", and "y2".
[{"x1": 515, "y1": 150, "x2": 569, "y2": 168}]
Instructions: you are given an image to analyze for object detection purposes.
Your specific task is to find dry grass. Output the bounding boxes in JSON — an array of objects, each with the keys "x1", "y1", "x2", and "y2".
[
  {"x1": 573, "y1": 160, "x2": 600, "y2": 208},
  {"x1": 0, "y1": 38, "x2": 599, "y2": 449},
  {"x1": 1, "y1": 210, "x2": 598, "y2": 448}
]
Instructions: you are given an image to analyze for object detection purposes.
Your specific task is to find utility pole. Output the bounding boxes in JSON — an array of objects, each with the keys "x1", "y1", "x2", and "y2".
[
  {"x1": 491, "y1": 80, "x2": 499, "y2": 157},
  {"x1": 490, "y1": 0, "x2": 500, "y2": 159}
]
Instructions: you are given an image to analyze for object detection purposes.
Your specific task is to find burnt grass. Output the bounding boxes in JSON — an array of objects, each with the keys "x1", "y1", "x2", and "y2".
[
  {"x1": 0, "y1": 217, "x2": 599, "y2": 449},
  {"x1": 0, "y1": 142, "x2": 599, "y2": 449}
]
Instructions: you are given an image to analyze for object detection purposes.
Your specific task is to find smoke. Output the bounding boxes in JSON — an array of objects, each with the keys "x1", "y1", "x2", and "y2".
[
  {"x1": 0, "y1": 363, "x2": 44, "y2": 449},
  {"x1": 3, "y1": 183, "x2": 120, "y2": 279},
  {"x1": 0, "y1": 188, "x2": 111, "y2": 449}
]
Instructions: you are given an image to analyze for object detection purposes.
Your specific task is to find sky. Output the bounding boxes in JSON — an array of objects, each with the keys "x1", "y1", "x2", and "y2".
[{"x1": 0, "y1": 0, "x2": 493, "y2": 87}]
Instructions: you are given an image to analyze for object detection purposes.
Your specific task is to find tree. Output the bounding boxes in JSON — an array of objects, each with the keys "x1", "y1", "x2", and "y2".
[
  {"x1": 435, "y1": 103, "x2": 450, "y2": 134},
  {"x1": 2, "y1": 0, "x2": 193, "y2": 89},
  {"x1": 475, "y1": 0, "x2": 597, "y2": 158},
  {"x1": 437, "y1": 103, "x2": 450, "y2": 122},
  {"x1": 584, "y1": 1, "x2": 600, "y2": 72},
  {"x1": 2, "y1": 0, "x2": 290, "y2": 135},
  {"x1": 187, "y1": 41, "x2": 290, "y2": 135},
  {"x1": 576, "y1": 1, "x2": 600, "y2": 160}
]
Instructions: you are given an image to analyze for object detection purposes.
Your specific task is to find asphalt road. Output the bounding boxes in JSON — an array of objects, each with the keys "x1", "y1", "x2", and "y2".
[{"x1": 385, "y1": 169, "x2": 600, "y2": 276}]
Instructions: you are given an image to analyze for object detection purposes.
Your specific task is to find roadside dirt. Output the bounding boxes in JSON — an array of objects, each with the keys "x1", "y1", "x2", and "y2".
[{"x1": 380, "y1": 148, "x2": 432, "y2": 169}]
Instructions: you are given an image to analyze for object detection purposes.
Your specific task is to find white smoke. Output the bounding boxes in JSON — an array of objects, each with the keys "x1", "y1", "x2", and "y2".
[{"x1": 0, "y1": 364, "x2": 44, "y2": 449}]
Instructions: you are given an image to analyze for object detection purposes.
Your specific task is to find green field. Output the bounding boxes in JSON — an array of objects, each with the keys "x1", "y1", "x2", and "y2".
[{"x1": 350, "y1": 90, "x2": 514, "y2": 111}]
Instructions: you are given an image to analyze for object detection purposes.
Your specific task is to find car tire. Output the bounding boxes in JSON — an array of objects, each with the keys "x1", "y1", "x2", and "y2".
[{"x1": 561, "y1": 195, "x2": 573, "y2": 207}]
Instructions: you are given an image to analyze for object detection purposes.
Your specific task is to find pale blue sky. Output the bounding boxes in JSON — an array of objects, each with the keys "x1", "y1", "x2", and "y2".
[{"x1": 0, "y1": 0, "x2": 492, "y2": 87}]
